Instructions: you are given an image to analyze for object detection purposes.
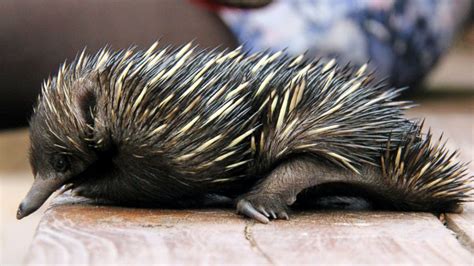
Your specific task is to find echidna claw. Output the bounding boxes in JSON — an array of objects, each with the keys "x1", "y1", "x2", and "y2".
[
  {"x1": 236, "y1": 195, "x2": 292, "y2": 223},
  {"x1": 269, "y1": 210, "x2": 277, "y2": 219},
  {"x1": 237, "y1": 199, "x2": 270, "y2": 224},
  {"x1": 257, "y1": 206, "x2": 270, "y2": 217},
  {"x1": 279, "y1": 211, "x2": 290, "y2": 220}
]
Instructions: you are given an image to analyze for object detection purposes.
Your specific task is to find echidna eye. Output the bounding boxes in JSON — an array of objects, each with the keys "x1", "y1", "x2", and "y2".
[{"x1": 51, "y1": 154, "x2": 70, "y2": 173}]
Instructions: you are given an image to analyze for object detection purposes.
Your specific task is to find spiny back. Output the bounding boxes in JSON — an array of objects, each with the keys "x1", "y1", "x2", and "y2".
[{"x1": 39, "y1": 42, "x2": 412, "y2": 184}]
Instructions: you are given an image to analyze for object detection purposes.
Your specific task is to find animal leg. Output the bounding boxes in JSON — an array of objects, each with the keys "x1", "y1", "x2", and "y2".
[{"x1": 236, "y1": 156, "x2": 333, "y2": 223}]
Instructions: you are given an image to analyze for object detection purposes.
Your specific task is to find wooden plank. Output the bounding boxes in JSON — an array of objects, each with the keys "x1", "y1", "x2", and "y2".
[
  {"x1": 25, "y1": 196, "x2": 268, "y2": 265},
  {"x1": 408, "y1": 97, "x2": 474, "y2": 252},
  {"x1": 250, "y1": 211, "x2": 472, "y2": 265},
  {"x1": 444, "y1": 203, "x2": 474, "y2": 252},
  {"x1": 26, "y1": 195, "x2": 472, "y2": 265}
]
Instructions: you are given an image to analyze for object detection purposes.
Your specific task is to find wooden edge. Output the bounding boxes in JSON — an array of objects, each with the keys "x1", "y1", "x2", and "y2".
[
  {"x1": 25, "y1": 195, "x2": 473, "y2": 265},
  {"x1": 444, "y1": 203, "x2": 474, "y2": 253}
]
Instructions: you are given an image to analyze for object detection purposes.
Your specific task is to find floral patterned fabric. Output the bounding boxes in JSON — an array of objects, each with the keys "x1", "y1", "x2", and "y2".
[{"x1": 220, "y1": 0, "x2": 472, "y2": 88}]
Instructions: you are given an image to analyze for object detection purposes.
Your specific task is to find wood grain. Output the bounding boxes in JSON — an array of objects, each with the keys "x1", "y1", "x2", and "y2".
[
  {"x1": 26, "y1": 196, "x2": 473, "y2": 265},
  {"x1": 250, "y1": 211, "x2": 472, "y2": 265},
  {"x1": 408, "y1": 97, "x2": 474, "y2": 255},
  {"x1": 26, "y1": 197, "x2": 268, "y2": 265},
  {"x1": 445, "y1": 203, "x2": 474, "y2": 253}
]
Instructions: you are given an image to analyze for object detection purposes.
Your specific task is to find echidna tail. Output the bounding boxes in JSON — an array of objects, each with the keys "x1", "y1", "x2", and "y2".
[{"x1": 380, "y1": 123, "x2": 473, "y2": 211}]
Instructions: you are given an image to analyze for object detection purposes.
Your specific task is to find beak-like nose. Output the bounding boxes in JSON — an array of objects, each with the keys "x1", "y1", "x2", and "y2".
[
  {"x1": 17, "y1": 175, "x2": 68, "y2": 220},
  {"x1": 16, "y1": 202, "x2": 28, "y2": 220}
]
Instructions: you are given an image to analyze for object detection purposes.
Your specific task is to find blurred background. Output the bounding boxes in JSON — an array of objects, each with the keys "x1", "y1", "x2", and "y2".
[{"x1": 1, "y1": 0, "x2": 473, "y2": 264}]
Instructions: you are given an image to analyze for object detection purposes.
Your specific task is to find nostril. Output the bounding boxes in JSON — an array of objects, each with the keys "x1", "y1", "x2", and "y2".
[{"x1": 16, "y1": 203, "x2": 24, "y2": 220}]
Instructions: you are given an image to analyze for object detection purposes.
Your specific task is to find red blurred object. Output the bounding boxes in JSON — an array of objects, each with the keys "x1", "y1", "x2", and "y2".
[
  {"x1": 190, "y1": 0, "x2": 271, "y2": 10},
  {"x1": 191, "y1": 0, "x2": 222, "y2": 10}
]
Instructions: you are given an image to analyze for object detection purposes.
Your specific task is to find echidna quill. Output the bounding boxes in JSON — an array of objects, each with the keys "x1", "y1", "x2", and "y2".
[{"x1": 17, "y1": 42, "x2": 473, "y2": 223}]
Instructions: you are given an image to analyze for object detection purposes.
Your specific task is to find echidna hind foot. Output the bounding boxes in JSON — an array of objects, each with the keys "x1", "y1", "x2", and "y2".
[
  {"x1": 237, "y1": 156, "x2": 317, "y2": 223},
  {"x1": 237, "y1": 123, "x2": 472, "y2": 223},
  {"x1": 236, "y1": 156, "x2": 383, "y2": 223}
]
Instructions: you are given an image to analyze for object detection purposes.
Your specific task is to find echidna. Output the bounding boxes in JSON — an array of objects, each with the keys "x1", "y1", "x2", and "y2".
[{"x1": 17, "y1": 42, "x2": 473, "y2": 223}]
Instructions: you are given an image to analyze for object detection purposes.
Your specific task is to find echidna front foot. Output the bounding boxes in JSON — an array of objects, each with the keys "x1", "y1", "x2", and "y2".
[{"x1": 236, "y1": 193, "x2": 290, "y2": 223}]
